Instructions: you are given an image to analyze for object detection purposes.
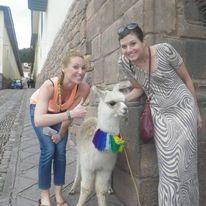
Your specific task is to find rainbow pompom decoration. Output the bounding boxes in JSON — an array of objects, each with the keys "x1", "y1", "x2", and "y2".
[{"x1": 92, "y1": 129, "x2": 125, "y2": 153}]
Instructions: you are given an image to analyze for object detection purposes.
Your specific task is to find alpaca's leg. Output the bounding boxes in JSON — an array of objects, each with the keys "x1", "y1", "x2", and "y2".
[
  {"x1": 107, "y1": 172, "x2": 114, "y2": 194},
  {"x1": 69, "y1": 154, "x2": 81, "y2": 194},
  {"x1": 76, "y1": 169, "x2": 94, "y2": 206},
  {"x1": 95, "y1": 170, "x2": 112, "y2": 206}
]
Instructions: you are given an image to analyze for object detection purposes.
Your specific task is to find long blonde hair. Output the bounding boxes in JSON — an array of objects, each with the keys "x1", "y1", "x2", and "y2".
[{"x1": 57, "y1": 50, "x2": 85, "y2": 111}]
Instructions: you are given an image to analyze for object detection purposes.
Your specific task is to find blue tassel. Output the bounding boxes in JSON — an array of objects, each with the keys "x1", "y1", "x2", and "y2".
[{"x1": 92, "y1": 129, "x2": 107, "y2": 151}]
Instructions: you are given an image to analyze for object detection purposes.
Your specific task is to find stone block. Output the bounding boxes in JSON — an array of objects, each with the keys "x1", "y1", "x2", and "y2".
[
  {"x1": 14, "y1": 176, "x2": 36, "y2": 195},
  {"x1": 79, "y1": 19, "x2": 86, "y2": 40},
  {"x1": 99, "y1": 0, "x2": 114, "y2": 32},
  {"x1": 86, "y1": 12, "x2": 101, "y2": 41},
  {"x1": 71, "y1": 23, "x2": 80, "y2": 38},
  {"x1": 154, "y1": 0, "x2": 176, "y2": 34},
  {"x1": 104, "y1": 50, "x2": 120, "y2": 84},
  {"x1": 113, "y1": 168, "x2": 141, "y2": 206},
  {"x1": 185, "y1": 39, "x2": 206, "y2": 79},
  {"x1": 89, "y1": 86, "x2": 100, "y2": 106},
  {"x1": 101, "y1": 19, "x2": 122, "y2": 56},
  {"x1": 91, "y1": 35, "x2": 101, "y2": 60},
  {"x1": 139, "y1": 178, "x2": 158, "y2": 206},
  {"x1": 184, "y1": 0, "x2": 206, "y2": 23},
  {"x1": 144, "y1": 33, "x2": 155, "y2": 45},
  {"x1": 177, "y1": 14, "x2": 206, "y2": 39},
  {"x1": 197, "y1": 92, "x2": 206, "y2": 141},
  {"x1": 86, "y1": 0, "x2": 95, "y2": 21},
  {"x1": 123, "y1": 0, "x2": 143, "y2": 28},
  {"x1": 199, "y1": 177, "x2": 206, "y2": 206},
  {"x1": 85, "y1": 40, "x2": 92, "y2": 54},
  {"x1": 94, "y1": 0, "x2": 107, "y2": 11},
  {"x1": 140, "y1": 143, "x2": 158, "y2": 178},
  {"x1": 114, "y1": 0, "x2": 137, "y2": 20},
  {"x1": 16, "y1": 196, "x2": 38, "y2": 206},
  {"x1": 75, "y1": 0, "x2": 87, "y2": 15},
  {"x1": 0, "y1": 74, "x2": 2, "y2": 89},
  {"x1": 72, "y1": 32, "x2": 81, "y2": 47},
  {"x1": 184, "y1": 0, "x2": 203, "y2": 22},
  {"x1": 197, "y1": 142, "x2": 206, "y2": 205},
  {"x1": 143, "y1": 0, "x2": 155, "y2": 33},
  {"x1": 68, "y1": 0, "x2": 79, "y2": 19},
  {"x1": 93, "y1": 58, "x2": 104, "y2": 84},
  {"x1": 198, "y1": 142, "x2": 206, "y2": 180}
]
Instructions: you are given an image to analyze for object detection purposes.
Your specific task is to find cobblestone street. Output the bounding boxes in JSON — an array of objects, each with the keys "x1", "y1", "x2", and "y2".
[{"x1": 0, "y1": 89, "x2": 124, "y2": 206}]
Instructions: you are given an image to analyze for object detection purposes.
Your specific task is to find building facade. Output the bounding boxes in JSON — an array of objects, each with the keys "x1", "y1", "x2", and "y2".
[
  {"x1": 29, "y1": 0, "x2": 75, "y2": 81},
  {"x1": 30, "y1": 0, "x2": 206, "y2": 205},
  {"x1": 0, "y1": 6, "x2": 23, "y2": 89}
]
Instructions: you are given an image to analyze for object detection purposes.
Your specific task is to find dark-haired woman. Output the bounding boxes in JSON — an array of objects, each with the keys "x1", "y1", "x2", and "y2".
[
  {"x1": 30, "y1": 51, "x2": 90, "y2": 206},
  {"x1": 118, "y1": 23, "x2": 202, "y2": 206}
]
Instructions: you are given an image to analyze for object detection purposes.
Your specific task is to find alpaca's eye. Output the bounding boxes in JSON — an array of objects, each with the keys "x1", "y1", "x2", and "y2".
[{"x1": 108, "y1": 101, "x2": 116, "y2": 106}]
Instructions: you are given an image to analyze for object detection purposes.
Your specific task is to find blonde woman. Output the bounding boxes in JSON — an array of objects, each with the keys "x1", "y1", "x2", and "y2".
[{"x1": 30, "y1": 51, "x2": 90, "y2": 206}]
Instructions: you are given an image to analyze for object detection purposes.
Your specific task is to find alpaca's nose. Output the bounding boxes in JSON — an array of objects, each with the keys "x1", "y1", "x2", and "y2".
[{"x1": 123, "y1": 107, "x2": 128, "y2": 114}]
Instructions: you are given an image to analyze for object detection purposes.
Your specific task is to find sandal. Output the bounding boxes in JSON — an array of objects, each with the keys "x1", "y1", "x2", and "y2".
[
  {"x1": 38, "y1": 199, "x2": 50, "y2": 206},
  {"x1": 56, "y1": 201, "x2": 69, "y2": 206}
]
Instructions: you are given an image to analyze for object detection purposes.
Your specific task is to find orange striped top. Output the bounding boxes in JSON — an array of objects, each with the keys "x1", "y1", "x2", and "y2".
[{"x1": 30, "y1": 77, "x2": 78, "y2": 113}]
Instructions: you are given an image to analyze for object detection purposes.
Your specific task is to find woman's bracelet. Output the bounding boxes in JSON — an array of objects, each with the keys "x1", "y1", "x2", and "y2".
[{"x1": 66, "y1": 110, "x2": 72, "y2": 120}]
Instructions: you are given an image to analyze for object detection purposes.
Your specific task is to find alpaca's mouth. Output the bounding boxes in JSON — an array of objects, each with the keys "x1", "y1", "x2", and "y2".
[
  {"x1": 122, "y1": 111, "x2": 127, "y2": 115},
  {"x1": 119, "y1": 107, "x2": 128, "y2": 116}
]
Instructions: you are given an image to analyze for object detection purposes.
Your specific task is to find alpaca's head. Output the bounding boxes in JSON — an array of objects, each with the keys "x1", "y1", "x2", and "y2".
[{"x1": 93, "y1": 84, "x2": 128, "y2": 117}]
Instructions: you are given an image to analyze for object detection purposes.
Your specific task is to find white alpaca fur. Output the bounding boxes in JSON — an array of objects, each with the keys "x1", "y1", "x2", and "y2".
[{"x1": 69, "y1": 85, "x2": 128, "y2": 206}]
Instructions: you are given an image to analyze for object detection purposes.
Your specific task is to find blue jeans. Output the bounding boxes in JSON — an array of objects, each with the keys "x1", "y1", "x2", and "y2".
[{"x1": 30, "y1": 104, "x2": 68, "y2": 189}]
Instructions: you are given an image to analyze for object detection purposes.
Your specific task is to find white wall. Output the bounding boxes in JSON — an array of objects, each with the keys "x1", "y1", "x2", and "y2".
[
  {"x1": 34, "y1": 0, "x2": 74, "y2": 75},
  {"x1": 0, "y1": 11, "x2": 4, "y2": 74},
  {"x1": 2, "y1": 20, "x2": 21, "y2": 80}
]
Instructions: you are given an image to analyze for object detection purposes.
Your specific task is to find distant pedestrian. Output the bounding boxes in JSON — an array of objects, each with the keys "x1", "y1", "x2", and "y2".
[
  {"x1": 27, "y1": 79, "x2": 31, "y2": 88},
  {"x1": 29, "y1": 50, "x2": 90, "y2": 206}
]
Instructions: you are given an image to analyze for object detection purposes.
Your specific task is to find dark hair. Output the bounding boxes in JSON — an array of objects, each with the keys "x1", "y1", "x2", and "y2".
[{"x1": 117, "y1": 23, "x2": 144, "y2": 42}]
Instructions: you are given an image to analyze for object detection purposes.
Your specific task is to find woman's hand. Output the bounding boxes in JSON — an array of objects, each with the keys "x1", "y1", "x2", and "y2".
[
  {"x1": 70, "y1": 98, "x2": 87, "y2": 119},
  {"x1": 51, "y1": 133, "x2": 62, "y2": 144},
  {"x1": 197, "y1": 114, "x2": 203, "y2": 130},
  {"x1": 58, "y1": 120, "x2": 72, "y2": 137}
]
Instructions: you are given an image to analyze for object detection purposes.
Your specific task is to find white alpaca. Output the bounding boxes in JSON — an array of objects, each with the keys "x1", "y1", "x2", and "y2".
[{"x1": 69, "y1": 85, "x2": 128, "y2": 206}]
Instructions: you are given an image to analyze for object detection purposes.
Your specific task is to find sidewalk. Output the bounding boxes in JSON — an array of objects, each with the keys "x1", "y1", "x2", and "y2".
[{"x1": 0, "y1": 89, "x2": 124, "y2": 206}]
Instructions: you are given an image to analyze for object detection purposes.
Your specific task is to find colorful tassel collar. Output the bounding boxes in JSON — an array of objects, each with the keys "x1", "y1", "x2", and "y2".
[{"x1": 92, "y1": 128, "x2": 125, "y2": 153}]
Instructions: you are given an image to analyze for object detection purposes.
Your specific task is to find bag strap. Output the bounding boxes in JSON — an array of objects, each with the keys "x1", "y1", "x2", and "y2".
[
  {"x1": 148, "y1": 47, "x2": 151, "y2": 98},
  {"x1": 48, "y1": 78, "x2": 54, "y2": 87}
]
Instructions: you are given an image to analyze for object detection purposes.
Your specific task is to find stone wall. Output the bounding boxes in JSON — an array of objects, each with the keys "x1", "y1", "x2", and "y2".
[
  {"x1": 0, "y1": 74, "x2": 12, "y2": 89},
  {"x1": 35, "y1": 0, "x2": 206, "y2": 205},
  {"x1": 0, "y1": 74, "x2": 2, "y2": 89}
]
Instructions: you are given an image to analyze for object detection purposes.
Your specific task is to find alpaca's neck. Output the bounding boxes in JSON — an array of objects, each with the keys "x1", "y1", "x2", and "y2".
[{"x1": 97, "y1": 103, "x2": 120, "y2": 135}]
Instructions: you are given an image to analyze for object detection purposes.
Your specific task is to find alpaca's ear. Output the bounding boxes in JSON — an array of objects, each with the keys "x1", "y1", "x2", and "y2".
[
  {"x1": 113, "y1": 84, "x2": 120, "y2": 91},
  {"x1": 92, "y1": 86, "x2": 106, "y2": 99}
]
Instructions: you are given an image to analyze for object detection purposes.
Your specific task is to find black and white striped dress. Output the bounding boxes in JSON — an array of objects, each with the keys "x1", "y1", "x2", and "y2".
[{"x1": 118, "y1": 43, "x2": 199, "y2": 206}]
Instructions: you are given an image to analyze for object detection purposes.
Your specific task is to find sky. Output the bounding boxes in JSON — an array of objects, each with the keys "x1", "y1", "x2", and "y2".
[{"x1": 0, "y1": 0, "x2": 31, "y2": 49}]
